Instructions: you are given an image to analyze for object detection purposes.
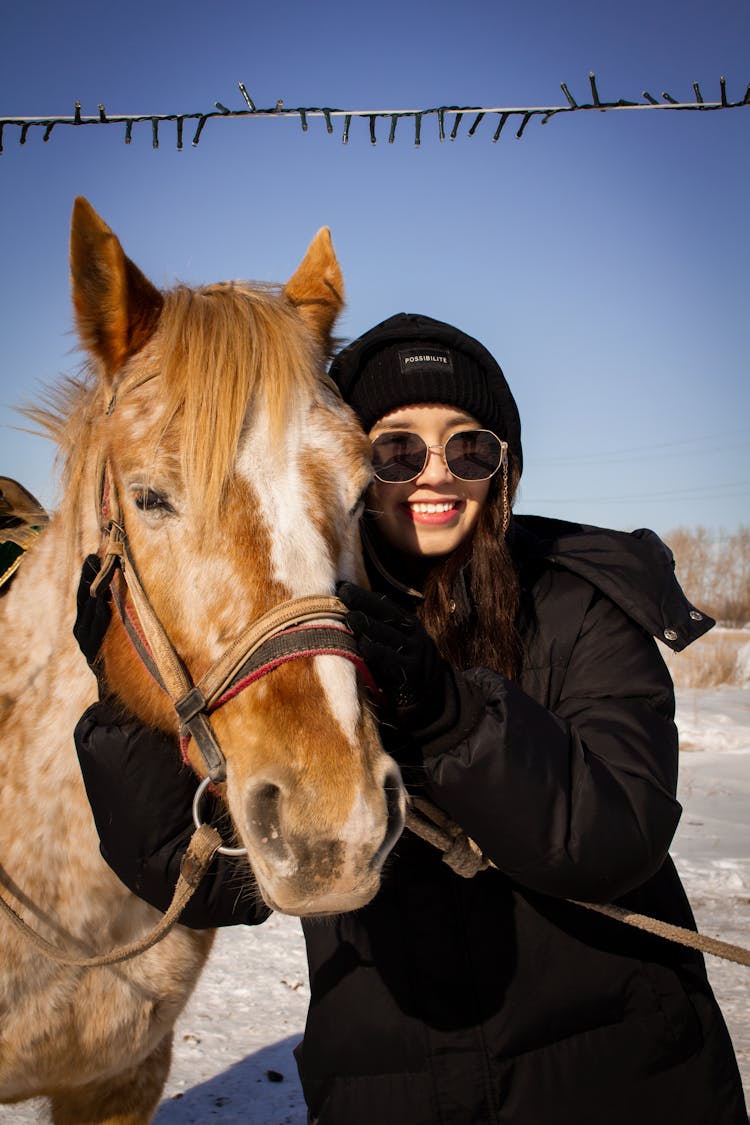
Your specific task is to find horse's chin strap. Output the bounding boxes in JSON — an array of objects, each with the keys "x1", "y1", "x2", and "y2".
[{"x1": 92, "y1": 459, "x2": 368, "y2": 785}]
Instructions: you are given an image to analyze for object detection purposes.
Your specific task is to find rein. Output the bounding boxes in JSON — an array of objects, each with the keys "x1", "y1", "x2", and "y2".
[
  {"x1": 406, "y1": 799, "x2": 750, "y2": 968},
  {"x1": 12, "y1": 370, "x2": 745, "y2": 973},
  {"x1": 0, "y1": 824, "x2": 222, "y2": 968}
]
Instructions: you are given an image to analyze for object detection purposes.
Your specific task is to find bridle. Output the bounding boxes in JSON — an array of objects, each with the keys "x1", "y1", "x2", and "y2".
[{"x1": 89, "y1": 373, "x2": 374, "y2": 851}]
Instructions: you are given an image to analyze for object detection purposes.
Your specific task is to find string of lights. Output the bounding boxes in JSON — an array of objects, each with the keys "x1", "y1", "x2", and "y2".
[{"x1": 1, "y1": 73, "x2": 747, "y2": 154}]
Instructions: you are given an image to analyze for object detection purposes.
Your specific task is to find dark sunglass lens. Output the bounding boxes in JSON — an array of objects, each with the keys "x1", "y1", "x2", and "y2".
[
  {"x1": 445, "y1": 431, "x2": 502, "y2": 480},
  {"x1": 372, "y1": 432, "x2": 427, "y2": 482}
]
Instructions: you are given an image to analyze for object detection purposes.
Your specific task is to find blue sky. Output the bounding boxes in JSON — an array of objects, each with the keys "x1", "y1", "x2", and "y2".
[{"x1": 1, "y1": 0, "x2": 748, "y2": 537}]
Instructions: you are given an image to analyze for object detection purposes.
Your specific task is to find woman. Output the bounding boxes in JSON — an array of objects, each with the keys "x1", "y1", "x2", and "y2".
[{"x1": 74, "y1": 313, "x2": 747, "y2": 1124}]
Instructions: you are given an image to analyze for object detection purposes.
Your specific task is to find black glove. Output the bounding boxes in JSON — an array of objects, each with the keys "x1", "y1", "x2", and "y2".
[
  {"x1": 338, "y1": 582, "x2": 483, "y2": 757},
  {"x1": 73, "y1": 554, "x2": 111, "y2": 674}
]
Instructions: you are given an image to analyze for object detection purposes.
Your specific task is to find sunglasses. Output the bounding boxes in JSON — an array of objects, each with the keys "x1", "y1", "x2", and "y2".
[{"x1": 371, "y1": 428, "x2": 507, "y2": 484}]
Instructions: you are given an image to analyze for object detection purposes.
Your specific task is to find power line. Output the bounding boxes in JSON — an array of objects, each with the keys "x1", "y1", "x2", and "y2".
[
  {"x1": 532, "y1": 435, "x2": 750, "y2": 467},
  {"x1": 530, "y1": 429, "x2": 746, "y2": 465},
  {"x1": 1, "y1": 73, "x2": 748, "y2": 154},
  {"x1": 521, "y1": 479, "x2": 750, "y2": 501},
  {"x1": 524, "y1": 482, "x2": 750, "y2": 504}
]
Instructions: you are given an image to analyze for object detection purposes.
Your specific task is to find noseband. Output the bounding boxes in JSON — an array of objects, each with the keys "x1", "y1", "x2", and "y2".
[{"x1": 90, "y1": 375, "x2": 371, "y2": 795}]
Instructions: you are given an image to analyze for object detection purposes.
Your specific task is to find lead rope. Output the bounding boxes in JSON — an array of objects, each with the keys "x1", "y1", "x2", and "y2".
[
  {"x1": 0, "y1": 824, "x2": 221, "y2": 968},
  {"x1": 8, "y1": 799, "x2": 747, "y2": 968},
  {"x1": 406, "y1": 798, "x2": 750, "y2": 968}
]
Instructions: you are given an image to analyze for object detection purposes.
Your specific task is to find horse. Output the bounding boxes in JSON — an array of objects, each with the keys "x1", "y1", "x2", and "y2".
[{"x1": 0, "y1": 197, "x2": 405, "y2": 1124}]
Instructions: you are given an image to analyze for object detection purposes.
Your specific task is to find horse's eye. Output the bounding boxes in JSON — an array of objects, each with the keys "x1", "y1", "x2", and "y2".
[
  {"x1": 349, "y1": 484, "x2": 370, "y2": 519},
  {"x1": 133, "y1": 488, "x2": 174, "y2": 516}
]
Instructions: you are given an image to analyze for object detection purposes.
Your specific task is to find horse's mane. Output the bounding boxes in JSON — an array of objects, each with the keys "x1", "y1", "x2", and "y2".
[
  {"x1": 156, "y1": 282, "x2": 322, "y2": 517},
  {"x1": 21, "y1": 374, "x2": 99, "y2": 554},
  {"x1": 23, "y1": 281, "x2": 324, "y2": 542}
]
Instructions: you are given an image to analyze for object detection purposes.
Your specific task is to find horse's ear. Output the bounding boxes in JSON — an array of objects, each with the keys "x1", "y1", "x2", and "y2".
[
  {"x1": 283, "y1": 227, "x2": 344, "y2": 349},
  {"x1": 69, "y1": 197, "x2": 164, "y2": 382}
]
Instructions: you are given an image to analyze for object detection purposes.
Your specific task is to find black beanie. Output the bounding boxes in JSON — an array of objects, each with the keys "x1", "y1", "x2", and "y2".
[{"x1": 329, "y1": 312, "x2": 522, "y2": 472}]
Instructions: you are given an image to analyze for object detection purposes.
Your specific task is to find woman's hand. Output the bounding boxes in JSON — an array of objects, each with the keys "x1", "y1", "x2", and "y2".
[
  {"x1": 338, "y1": 582, "x2": 482, "y2": 757},
  {"x1": 73, "y1": 554, "x2": 111, "y2": 688}
]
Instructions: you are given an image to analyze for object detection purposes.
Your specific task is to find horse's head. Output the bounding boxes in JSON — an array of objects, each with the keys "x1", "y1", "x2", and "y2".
[{"x1": 69, "y1": 197, "x2": 405, "y2": 916}]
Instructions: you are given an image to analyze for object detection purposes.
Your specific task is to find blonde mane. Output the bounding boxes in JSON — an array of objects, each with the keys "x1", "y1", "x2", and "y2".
[
  {"x1": 158, "y1": 283, "x2": 322, "y2": 509},
  {"x1": 24, "y1": 281, "x2": 325, "y2": 545}
]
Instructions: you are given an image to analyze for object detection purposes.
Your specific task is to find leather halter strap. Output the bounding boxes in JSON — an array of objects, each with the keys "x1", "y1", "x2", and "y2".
[{"x1": 93, "y1": 457, "x2": 364, "y2": 783}]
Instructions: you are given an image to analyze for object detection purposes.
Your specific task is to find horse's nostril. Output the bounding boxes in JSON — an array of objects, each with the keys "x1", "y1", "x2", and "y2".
[
  {"x1": 370, "y1": 769, "x2": 405, "y2": 870},
  {"x1": 255, "y1": 782, "x2": 281, "y2": 814},
  {"x1": 247, "y1": 782, "x2": 289, "y2": 860},
  {"x1": 384, "y1": 768, "x2": 402, "y2": 795}
]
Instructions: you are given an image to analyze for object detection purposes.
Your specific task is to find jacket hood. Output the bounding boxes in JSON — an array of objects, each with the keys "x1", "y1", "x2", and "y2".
[{"x1": 512, "y1": 515, "x2": 714, "y2": 652}]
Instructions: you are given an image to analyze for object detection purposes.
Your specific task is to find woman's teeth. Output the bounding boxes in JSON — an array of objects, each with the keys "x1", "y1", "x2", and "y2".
[{"x1": 410, "y1": 501, "x2": 456, "y2": 514}]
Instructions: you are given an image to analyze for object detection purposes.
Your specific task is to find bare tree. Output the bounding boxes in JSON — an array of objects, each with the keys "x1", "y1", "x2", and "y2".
[{"x1": 666, "y1": 526, "x2": 750, "y2": 626}]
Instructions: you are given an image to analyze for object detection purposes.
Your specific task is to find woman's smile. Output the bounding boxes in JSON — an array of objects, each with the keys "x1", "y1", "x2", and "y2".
[{"x1": 403, "y1": 497, "x2": 462, "y2": 524}]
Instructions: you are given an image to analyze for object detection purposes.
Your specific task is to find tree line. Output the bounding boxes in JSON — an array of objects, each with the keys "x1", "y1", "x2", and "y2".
[{"x1": 666, "y1": 526, "x2": 750, "y2": 627}]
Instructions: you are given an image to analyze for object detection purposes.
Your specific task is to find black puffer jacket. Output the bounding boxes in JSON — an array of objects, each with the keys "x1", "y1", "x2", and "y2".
[{"x1": 75, "y1": 516, "x2": 747, "y2": 1125}]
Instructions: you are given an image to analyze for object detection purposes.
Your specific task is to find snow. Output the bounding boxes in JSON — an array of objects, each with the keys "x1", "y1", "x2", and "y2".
[
  {"x1": 670, "y1": 685, "x2": 750, "y2": 1110},
  {"x1": 153, "y1": 914, "x2": 310, "y2": 1124},
  {"x1": 3, "y1": 685, "x2": 749, "y2": 1123},
  {"x1": 737, "y1": 643, "x2": 750, "y2": 684},
  {"x1": 737, "y1": 640, "x2": 750, "y2": 685}
]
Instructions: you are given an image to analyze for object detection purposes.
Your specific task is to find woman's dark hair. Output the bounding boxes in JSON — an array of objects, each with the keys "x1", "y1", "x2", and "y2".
[{"x1": 419, "y1": 455, "x2": 522, "y2": 679}]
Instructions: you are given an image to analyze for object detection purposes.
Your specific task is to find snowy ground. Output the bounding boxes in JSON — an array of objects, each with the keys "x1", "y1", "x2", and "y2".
[
  {"x1": 669, "y1": 685, "x2": 750, "y2": 1109},
  {"x1": 4, "y1": 685, "x2": 749, "y2": 1123}
]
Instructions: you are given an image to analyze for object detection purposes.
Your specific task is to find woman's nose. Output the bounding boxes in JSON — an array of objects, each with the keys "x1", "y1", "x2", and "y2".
[{"x1": 415, "y1": 445, "x2": 452, "y2": 484}]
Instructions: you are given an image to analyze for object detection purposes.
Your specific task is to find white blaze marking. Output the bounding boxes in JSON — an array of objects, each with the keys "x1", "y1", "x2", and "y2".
[
  {"x1": 237, "y1": 401, "x2": 361, "y2": 745},
  {"x1": 314, "y1": 655, "x2": 360, "y2": 744}
]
